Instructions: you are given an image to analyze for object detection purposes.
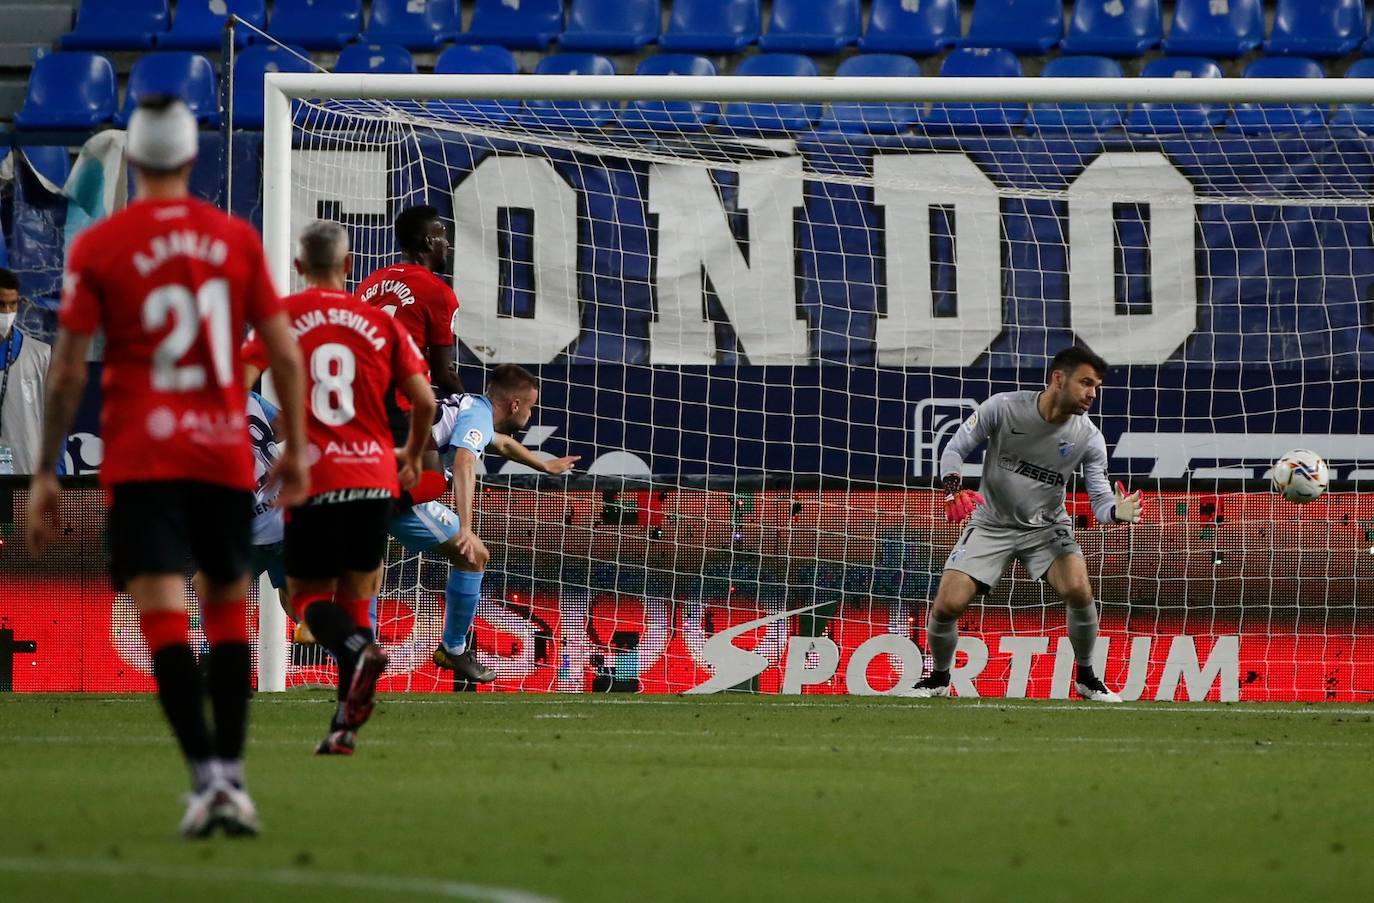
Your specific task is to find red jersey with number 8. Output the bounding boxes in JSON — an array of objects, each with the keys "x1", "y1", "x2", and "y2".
[
  {"x1": 59, "y1": 197, "x2": 282, "y2": 489},
  {"x1": 242, "y1": 287, "x2": 427, "y2": 498}
]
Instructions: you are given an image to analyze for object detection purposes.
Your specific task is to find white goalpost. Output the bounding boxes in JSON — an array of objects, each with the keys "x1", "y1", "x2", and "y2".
[{"x1": 256, "y1": 71, "x2": 1374, "y2": 701}]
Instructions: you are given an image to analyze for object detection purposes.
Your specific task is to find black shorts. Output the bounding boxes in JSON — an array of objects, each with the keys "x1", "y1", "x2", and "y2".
[
  {"x1": 283, "y1": 491, "x2": 394, "y2": 581},
  {"x1": 107, "y1": 481, "x2": 254, "y2": 590}
]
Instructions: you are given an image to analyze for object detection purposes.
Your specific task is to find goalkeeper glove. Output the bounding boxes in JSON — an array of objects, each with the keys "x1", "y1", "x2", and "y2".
[
  {"x1": 1113, "y1": 481, "x2": 1143, "y2": 524},
  {"x1": 943, "y1": 474, "x2": 984, "y2": 524}
]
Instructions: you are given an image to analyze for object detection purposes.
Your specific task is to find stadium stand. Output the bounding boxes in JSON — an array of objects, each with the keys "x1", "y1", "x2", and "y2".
[
  {"x1": 13, "y1": 51, "x2": 115, "y2": 130},
  {"x1": 267, "y1": 0, "x2": 360, "y2": 51},
  {"x1": 859, "y1": 0, "x2": 961, "y2": 55},
  {"x1": 1330, "y1": 57, "x2": 1374, "y2": 133},
  {"x1": 559, "y1": 0, "x2": 660, "y2": 53},
  {"x1": 1162, "y1": 0, "x2": 1265, "y2": 58},
  {"x1": 334, "y1": 42, "x2": 415, "y2": 74},
  {"x1": 758, "y1": 0, "x2": 861, "y2": 54},
  {"x1": 621, "y1": 55, "x2": 720, "y2": 133},
  {"x1": 925, "y1": 46, "x2": 1026, "y2": 133},
  {"x1": 1125, "y1": 55, "x2": 1227, "y2": 134},
  {"x1": 520, "y1": 53, "x2": 619, "y2": 129},
  {"x1": 1226, "y1": 55, "x2": 1327, "y2": 134},
  {"x1": 1024, "y1": 54, "x2": 1125, "y2": 135},
  {"x1": 819, "y1": 53, "x2": 923, "y2": 135},
  {"x1": 60, "y1": 0, "x2": 168, "y2": 51},
  {"x1": 361, "y1": 0, "x2": 458, "y2": 50},
  {"x1": 718, "y1": 53, "x2": 820, "y2": 136},
  {"x1": 1265, "y1": 0, "x2": 1365, "y2": 59},
  {"x1": 429, "y1": 43, "x2": 520, "y2": 124},
  {"x1": 231, "y1": 43, "x2": 312, "y2": 128},
  {"x1": 659, "y1": 0, "x2": 760, "y2": 54},
  {"x1": 1060, "y1": 0, "x2": 1163, "y2": 57},
  {"x1": 115, "y1": 52, "x2": 219, "y2": 127},
  {"x1": 18, "y1": 144, "x2": 74, "y2": 188},
  {"x1": 962, "y1": 0, "x2": 1063, "y2": 54},
  {"x1": 458, "y1": 0, "x2": 563, "y2": 49},
  {"x1": 159, "y1": 0, "x2": 265, "y2": 50}
]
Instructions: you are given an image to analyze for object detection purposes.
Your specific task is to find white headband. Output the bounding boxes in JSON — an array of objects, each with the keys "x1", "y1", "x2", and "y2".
[{"x1": 127, "y1": 99, "x2": 198, "y2": 170}]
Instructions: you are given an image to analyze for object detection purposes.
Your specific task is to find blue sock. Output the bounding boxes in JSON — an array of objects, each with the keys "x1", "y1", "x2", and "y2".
[
  {"x1": 368, "y1": 597, "x2": 378, "y2": 632},
  {"x1": 441, "y1": 569, "x2": 483, "y2": 653}
]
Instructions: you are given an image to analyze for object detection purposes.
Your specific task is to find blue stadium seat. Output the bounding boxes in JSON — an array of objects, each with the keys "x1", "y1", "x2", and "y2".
[
  {"x1": 962, "y1": 0, "x2": 1062, "y2": 54},
  {"x1": 758, "y1": 0, "x2": 860, "y2": 53},
  {"x1": 115, "y1": 52, "x2": 219, "y2": 128},
  {"x1": 559, "y1": 0, "x2": 658, "y2": 52},
  {"x1": 659, "y1": 0, "x2": 760, "y2": 53},
  {"x1": 61, "y1": 0, "x2": 168, "y2": 50},
  {"x1": 719, "y1": 53, "x2": 820, "y2": 136},
  {"x1": 1265, "y1": 0, "x2": 1364, "y2": 59},
  {"x1": 926, "y1": 47, "x2": 1026, "y2": 132},
  {"x1": 1025, "y1": 55, "x2": 1124, "y2": 134},
  {"x1": 21, "y1": 146, "x2": 74, "y2": 188},
  {"x1": 362, "y1": 0, "x2": 458, "y2": 50},
  {"x1": 1163, "y1": 0, "x2": 1264, "y2": 58},
  {"x1": 819, "y1": 54, "x2": 922, "y2": 135},
  {"x1": 1125, "y1": 56, "x2": 1226, "y2": 134},
  {"x1": 430, "y1": 44, "x2": 520, "y2": 124},
  {"x1": 1060, "y1": 0, "x2": 1162, "y2": 57},
  {"x1": 520, "y1": 53, "x2": 619, "y2": 129},
  {"x1": 1329, "y1": 58, "x2": 1374, "y2": 132},
  {"x1": 231, "y1": 44, "x2": 312, "y2": 128},
  {"x1": 160, "y1": 0, "x2": 265, "y2": 50},
  {"x1": 1225, "y1": 57, "x2": 1327, "y2": 135},
  {"x1": 335, "y1": 42, "x2": 415, "y2": 74},
  {"x1": 268, "y1": 0, "x2": 360, "y2": 50},
  {"x1": 859, "y1": 0, "x2": 960, "y2": 55},
  {"x1": 621, "y1": 55, "x2": 720, "y2": 133},
  {"x1": 14, "y1": 52, "x2": 117, "y2": 130},
  {"x1": 459, "y1": 0, "x2": 563, "y2": 49}
]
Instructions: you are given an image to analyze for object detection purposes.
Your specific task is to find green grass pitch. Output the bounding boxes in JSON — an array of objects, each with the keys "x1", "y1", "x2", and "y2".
[{"x1": 2, "y1": 693, "x2": 1372, "y2": 902}]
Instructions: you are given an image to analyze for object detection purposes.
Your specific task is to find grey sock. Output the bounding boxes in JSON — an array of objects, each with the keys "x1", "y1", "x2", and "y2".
[
  {"x1": 1067, "y1": 603, "x2": 1100, "y2": 668},
  {"x1": 925, "y1": 610, "x2": 960, "y2": 672}
]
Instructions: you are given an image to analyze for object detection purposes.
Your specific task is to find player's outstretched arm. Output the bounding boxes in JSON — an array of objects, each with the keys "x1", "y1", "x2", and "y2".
[
  {"x1": 26, "y1": 328, "x2": 92, "y2": 554},
  {"x1": 1083, "y1": 435, "x2": 1142, "y2": 524},
  {"x1": 488, "y1": 432, "x2": 581, "y2": 475},
  {"x1": 253, "y1": 311, "x2": 309, "y2": 507},
  {"x1": 396, "y1": 372, "x2": 437, "y2": 491}
]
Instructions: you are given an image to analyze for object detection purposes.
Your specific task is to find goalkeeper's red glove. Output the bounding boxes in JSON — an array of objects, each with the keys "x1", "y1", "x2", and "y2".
[{"x1": 943, "y1": 474, "x2": 984, "y2": 524}]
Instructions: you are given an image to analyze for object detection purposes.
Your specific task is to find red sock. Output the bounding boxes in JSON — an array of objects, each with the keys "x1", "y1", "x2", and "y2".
[
  {"x1": 340, "y1": 597, "x2": 371, "y2": 631},
  {"x1": 201, "y1": 600, "x2": 248, "y2": 646},
  {"x1": 139, "y1": 609, "x2": 190, "y2": 654},
  {"x1": 291, "y1": 592, "x2": 334, "y2": 624}
]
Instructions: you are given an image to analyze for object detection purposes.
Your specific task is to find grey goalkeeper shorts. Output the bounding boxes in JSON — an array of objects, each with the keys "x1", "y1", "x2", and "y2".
[{"x1": 943, "y1": 521, "x2": 1083, "y2": 592}]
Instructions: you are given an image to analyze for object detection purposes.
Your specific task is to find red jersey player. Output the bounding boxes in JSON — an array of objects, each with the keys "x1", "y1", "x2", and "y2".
[
  {"x1": 243, "y1": 220, "x2": 435, "y2": 756},
  {"x1": 26, "y1": 96, "x2": 308, "y2": 838}
]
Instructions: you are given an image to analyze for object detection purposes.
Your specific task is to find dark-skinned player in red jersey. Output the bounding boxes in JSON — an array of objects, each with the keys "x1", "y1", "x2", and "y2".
[
  {"x1": 243, "y1": 221, "x2": 435, "y2": 756},
  {"x1": 25, "y1": 96, "x2": 309, "y2": 839}
]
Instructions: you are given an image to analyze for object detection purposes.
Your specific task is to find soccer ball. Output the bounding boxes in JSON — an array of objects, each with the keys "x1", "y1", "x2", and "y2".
[{"x1": 1271, "y1": 449, "x2": 1329, "y2": 504}]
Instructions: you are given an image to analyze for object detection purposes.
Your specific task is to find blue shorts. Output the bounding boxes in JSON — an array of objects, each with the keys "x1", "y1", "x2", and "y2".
[{"x1": 389, "y1": 500, "x2": 462, "y2": 553}]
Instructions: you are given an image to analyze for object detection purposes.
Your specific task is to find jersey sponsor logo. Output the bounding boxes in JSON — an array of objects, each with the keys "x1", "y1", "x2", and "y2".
[
  {"x1": 305, "y1": 487, "x2": 393, "y2": 505},
  {"x1": 324, "y1": 439, "x2": 388, "y2": 459},
  {"x1": 145, "y1": 406, "x2": 245, "y2": 445},
  {"x1": 146, "y1": 406, "x2": 176, "y2": 440},
  {"x1": 1010, "y1": 427, "x2": 1026, "y2": 435},
  {"x1": 998, "y1": 454, "x2": 1067, "y2": 487}
]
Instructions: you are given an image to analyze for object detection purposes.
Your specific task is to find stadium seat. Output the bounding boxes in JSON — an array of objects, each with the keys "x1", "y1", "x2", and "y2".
[
  {"x1": 361, "y1": 0, "x2": 458, "y2": 50},
  {"x1": 335, "y1": 42, "x2": 415, "y2": 74},
  {"x1": 14, "y1": 52, "x2": 117, "y2": 130},
  {"x1": 231, "y1": 44, "x2": 312, "y2": 129},
  {"x1": 925, "y1": 48, "x2": 1026, "y2": 132},
  {"x1": 962, "y1": 0, "x2": 1062, "y2": 54},
  {"x1": 621, "y1": 55, "x2": 720, "y2": 133},
  {"x1": 1125, "y1": 56, "x2": 1226, "y2": 134},
  {"x1": 430, "y1": 44, "x2": 520, "y2": 124},
  {"x1": 1225, "y1": 56, "x2": 1327, "y2": 135},
  {"x1": 859, "y1": 0, "x2": 960, "y2": 55},
  {"x1": 1060, "y1": 0, "x2": 1162, "y2": 57},
  {"x1": 559, "y1": 0, "x2": 659, "y2": 52},
  {"x1": 267, "y1": 0, "x2": 361, "y2": 51},
  {"x1": 459, "y1": 0, "x2": 563, "y2": 49},
  {"x1": 1025, "y1": 55, "x2": 1124, "y2": 135},
  {"x1": 1329, "y1": 58, "x2": 1374, "y2": 132},
  {"x1": 115, "y1": 52, "x2": 219, "y2": 127},
  {"x1": 520, "y1": 53, "x2": 619, "y2": 129},
  {"x1": 1162, "y1": 0, "x2": 1264, "y2": 58},
  {"x1": 758, "y1": 0, "x2": 860, "y2": 54},
  {"x1": 719, "y1": 53, "x2": 821, "y2": 136},
  {"x1": 1265, "y1": 0, "x2": 1364, "y2": 59},
  {"x1": 819, "y1": 54, "x2": 922, "y2": 135},
  {"x1": 21, "y1": 145, "x2": 73, "y2": 188},
  {"x1": 659, "y1": 0, "x2": 760, "y2": 53},
  {"x1": 159, "y1": 0, "x2": 266, "y2": 50},
  {"x1": 61, "y1": 0, "x2": 168, "y2": 50}
]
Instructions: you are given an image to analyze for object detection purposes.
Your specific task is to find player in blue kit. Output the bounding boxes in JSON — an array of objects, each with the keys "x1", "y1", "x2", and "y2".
[{"x1": 388, "y1": 363, "x2": 577, "y2": 681}]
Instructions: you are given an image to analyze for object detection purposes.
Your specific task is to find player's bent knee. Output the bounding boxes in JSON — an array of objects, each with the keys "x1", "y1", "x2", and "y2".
[{"x1": 934, "y1": 570, "x2": 978, "y2": 617}]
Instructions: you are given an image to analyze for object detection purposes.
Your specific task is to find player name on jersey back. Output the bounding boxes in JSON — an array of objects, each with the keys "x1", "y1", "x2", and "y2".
[{"x1": 288, "y1": 306, "x2": 391, "y2": 351}]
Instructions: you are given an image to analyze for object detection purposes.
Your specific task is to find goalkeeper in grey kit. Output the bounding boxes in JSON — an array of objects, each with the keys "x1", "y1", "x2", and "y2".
[{"x1": 908, "y1": 346, "x2": 1143, "y2": 702}]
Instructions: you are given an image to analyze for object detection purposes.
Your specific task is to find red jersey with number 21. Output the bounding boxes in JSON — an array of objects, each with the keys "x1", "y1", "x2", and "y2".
[
  {"x1": 243, "y1": 288, "x2": 426, "y2": 498},
  {"x1": 59, "y1": 197, "x2": 282, "y2": 490}
]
